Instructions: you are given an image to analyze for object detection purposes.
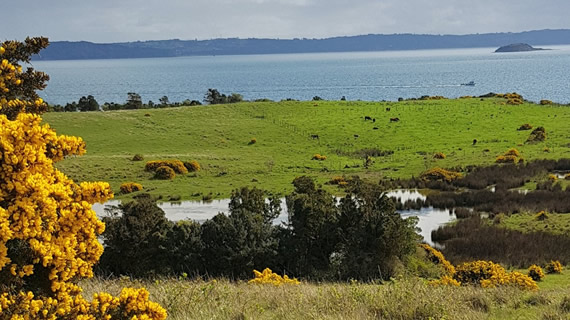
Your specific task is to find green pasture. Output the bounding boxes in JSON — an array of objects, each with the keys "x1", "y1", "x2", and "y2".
[
  {"x1": 42, "y1": 98, "x2": 570, "y2": 200},
  {"x1": 498, "y1": 212, "x2": 570, "y2": 236}
]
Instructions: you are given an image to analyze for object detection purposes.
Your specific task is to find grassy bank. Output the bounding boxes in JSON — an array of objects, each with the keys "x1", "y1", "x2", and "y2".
[
  {"x1": 43, "y1": 98, "x2": 570, "y2": 200},
  {"x1": 80, "y1": 273, "x2": 570, "y2": 319}
]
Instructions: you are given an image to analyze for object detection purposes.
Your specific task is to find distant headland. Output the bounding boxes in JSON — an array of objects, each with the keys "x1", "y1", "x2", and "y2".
[
  {"x1": 32, "y1": 29, "x2": 570, "y2": 60},
  {"x1": 495, "y1": 43, "x2": 548, "y2": 53}
]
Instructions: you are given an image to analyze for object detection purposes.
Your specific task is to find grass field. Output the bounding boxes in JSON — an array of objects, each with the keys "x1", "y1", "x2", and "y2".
[
  {"x1": 498, "y1": 212, "x2": 570, "y2": 235},
  {"x1": 81, "y1": 271, "x2": 570, "y2": 319},
  {"x1": 42, "y1": 97, "x2": 570, "y2": 200}
]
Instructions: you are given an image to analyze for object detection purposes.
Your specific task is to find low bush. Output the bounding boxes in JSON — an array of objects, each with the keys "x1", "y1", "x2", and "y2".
[
  {"x1": 132, "y1": 153, "x2": 144, "y2": 161},
  {"x1": 248, "y1": 137, "x2": 257, "y2": 145},
  {"x1": 312, "y1": 154, "x2": 327, "y2": 161},
  {"x1": 420, "y1": 244, "x2": 455, "y2": 275},
  {"x1": 433, "y1": 152, "x2": 446, "y2": 159},
  {"x1": 454, "y1": 260, "x2": 538, "y2": 290},
  {"x1": 540, "y1": 99, "x2": 553, "y2": 105},
  {"x1": 535, "y1": 210, "x2": 549, "y2": 221},
  {"x1": 420, "y1": 167, "x2": 462, "y2": 182},
  {"x1": 184, "y1": 160, "x2": 201, "y2": 172},
  {"x1": 120, "y1": 182, "x2": 143, "y2": 193},
  {"x1": 327, "y1": 176, "x2": 347, "y2": 186},
  {"x1": 545, "y1": 260, "x2": 563, "y2": 274},
  {"x1": 527, "y1": 127, "x2": 546, "y2": 142},
  {"x1": 248, "y1": 268, "x2": 300, "y2": 286},
  {"x1": 154, "y1": 166, "x2": 176, "y2": 180},
  {"x1": 496, "y1": 148, "x2": 523, "y2": 164},
  {"x1": 518, "y1": 123, "x2": 533, "y2": 130},
  {"x1": 146, "y1": 160, "x2": 188, "y2": 174},
  {"x1": 527, "y1": 264, "x2": 545, "y2": 281}
]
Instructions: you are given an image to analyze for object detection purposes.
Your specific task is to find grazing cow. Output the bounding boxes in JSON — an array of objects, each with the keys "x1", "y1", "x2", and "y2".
[
  {"x1": 364, "y1": 116, "x2": 372, "y2": 121},
  {"x1": 373, "y1": 127, "x2": 379, "y2": 130},
  {"x1": 310, "y1": 134, "x2": 319, "y2": 140},
  {"x1": 473, "y1": 139, "x2": 477, "y2": 145},
  {"x1": 354, "y1": 134, "x2": 359, "y2": 138},
  {"x1": 390, "y1": 117, "x2": 400, "y2": 122},
  {"x1": 386, "y1": 107, "x2": 391, "y2": 111},
  {"x1": 372, "y1": 118, "x2": 376, "y2": 123}
]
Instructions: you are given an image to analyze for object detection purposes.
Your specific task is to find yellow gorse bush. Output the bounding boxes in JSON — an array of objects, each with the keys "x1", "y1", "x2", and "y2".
[
  {"x1": 420, "y1": 167, "x2": 462, "y2": 182},
  {"x1": 545, "y1": 260, "x2": 563, "y2": 274},
  {"x1": 420, "y1": 244, "x2": 455, "y2": 275},
  {"x1": 312, "y1": 154, "x2": 327, "y2": 161},
  {"x1": 527, "y1": 264, "x2": 545, "y2": 281},
  {"x1": 120, "y1": 182, "x2": 143, "y2": 194},
  {"x1": 249, "y1": 268, "x2": 300, "y2": 286},
  {"x1": 0, "y1": 39, "x2": 166, "y2": 319},
  {"x1": 145, "y1": 160, "x2": 188, "y2": 174},
  {"x1": 454, "y1": 260, "x2": 538, "y2": 291}
]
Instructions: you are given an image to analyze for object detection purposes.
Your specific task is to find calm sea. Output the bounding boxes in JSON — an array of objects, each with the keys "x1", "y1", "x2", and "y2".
[{"x1": 32, "y1": 46, "x2": 570, "y2": 105}]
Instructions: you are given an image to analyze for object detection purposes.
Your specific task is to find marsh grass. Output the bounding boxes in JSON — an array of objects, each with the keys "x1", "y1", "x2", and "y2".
[
  {"x1": 80, "y1": 275, "x2": 570, "y2": 320},
  {"x1": 43, "y1": 98, "x2": 570, "y2": 200}
]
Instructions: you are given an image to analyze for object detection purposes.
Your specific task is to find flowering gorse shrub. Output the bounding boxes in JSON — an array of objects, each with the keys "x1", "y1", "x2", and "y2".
[
  {"x1": 496, "y1": 148, "x2": 523, "y2": 164},
  {"x1": 535, "y1": 210, "x2": 549, "y2": 221},
  {"x1": 145, "y1": 160, "x2": 188, "y2": 174},
  {"x1": 183, "y1": 160, "x2": 201, "y2": 172},
  {"x1": 454, "y1": 261, "x2": 538, "y2": 290},
  {"x1": 545, "y1": 260, "x2": 563, "y2": 274},
  {"x1": 154, "y1": 166, "x2": 176, "y2": 180},
  {"x1": 248, "y1": 268, "x2": 300, "y2": 286},
  {"x1": 540, "y1": 99, "x2": 553, "y2": 105},
  {"x1": 120, "y1": 182, "x2": 143, "y2": 194},
  {"x1": 312, "y1": 154, "x2": 327, "y2": 161},
  {"x1": 248, "y1": 138, "x2": 257, "y2": 145},
  {"x1": 428, "y1": 275, "x2": 460, "y2": 287},
  {"x1": 0, "y1": 39, "x2": 166, "y2": 320},
  {"x1": 527, "y1": 264, "x2": 545, "y2": 281},
  {"x1": 420, "y1": 167, "x2": 462, "y2": 182},
  {"x1": 527, "y1": 127, "x2": 546, "y2": 143},
  {"x1": 420, "y1": 244, "x2": 455, "y2": 275},
  {"x1": 433, "y1": 152, "x2": 446, "y2": 159}
]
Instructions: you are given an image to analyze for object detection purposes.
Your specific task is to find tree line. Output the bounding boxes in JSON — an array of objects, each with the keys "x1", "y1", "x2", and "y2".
[{"x1": 97, "y1": 176, "x2": 419, "y2": 281}]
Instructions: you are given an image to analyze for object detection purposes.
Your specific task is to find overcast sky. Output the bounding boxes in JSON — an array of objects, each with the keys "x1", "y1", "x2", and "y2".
[{"x1": 2, "y1": 0, "x2": 569, "y2": 43}]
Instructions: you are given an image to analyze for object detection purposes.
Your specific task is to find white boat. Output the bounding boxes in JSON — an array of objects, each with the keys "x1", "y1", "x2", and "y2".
[{"x1": 461, "y1": 81, "x2": 475, "y2": 86}]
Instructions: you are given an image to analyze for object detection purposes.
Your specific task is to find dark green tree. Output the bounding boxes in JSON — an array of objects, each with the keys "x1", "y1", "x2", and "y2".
[
  {"x1": 204, "y1": 88, "x2": 227, "y2": 104},
  {"x1": 125, "y1": 92, "x2": 143, "y2": 109},
  {"x1": 284, "y1": 176, "x2": 339, "y2": 278},
  {"x1": 98, "y1": 196, "x2": 173, "y2": 276},
  {"x1": 78, "y1": 95, "x2": 99, "y2": 112}
]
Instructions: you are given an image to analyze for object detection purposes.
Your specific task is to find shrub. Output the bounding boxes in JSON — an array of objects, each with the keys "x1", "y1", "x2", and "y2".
[
  {"x1": 327, "y1": 176, "x2": 347, "y2": 186},
  {"x1": 248, "y1": 268, "x2": 300, "y2": 286},
  {"x1": 120, "y1": 182, "x2": 143, "y2": 193},
  {"x1": 420, "y1": 244, "x2": 455, "y2": 275},
  {"x1": 433, "y1": 152, "x2": 446, "y2": 159},
  {"x1": 527, "y1": 264, "x2": 545, "y2": 281},
  {"x1": 420, "y1": 167, "x2": 462, "y2": 182},
  {"x1": 454, "y1": 261, "x2": 538, "y2": 290},
  {"x1": 312, "y1": 96, "x2": 323, "y2": 101},
  {"x1": 527, "y1": 127, "x2": 546, "y2": 142},
  {"x1": 566, "y1": 174, "x2": 570, "y2": 180},
  {"x1": 548, "y1": 174, "x2": 558, "y2": 181},
  {"x1": 540, "y1": 99, "x2": 553, "y2": 105},
  {"x1": 535, "y1": 210, "x2": 550, "y2": 221},
  {"x1": 154, "y1": 165, "x2": 176, "y2": 180},
  {"x1": 249, "y1": 137, "x2": 257, "y2": 145},
  {"x1": 312, "y1": 154, "x2": 327, "y2": 161},
  {"x1": 145, "y1": 159, "x2": 188, "y2": 174},
  {"x1": 184, "y1": 160, "x2": 201, "y2": 172},
  {"x1": 0, "y1": 39, "x2": 165, "y2": 319},
  {"x1": 545, "y1": 260, "x2": 563, "y2": 274},
  {"x1": 496, "y1": 148, "x2": 522, "y2": 164},
  {"x1": 132, "y1": 153, "x2": 144, "y2": 161},
  {"x1": 428, "y1": 275, "x2": 460, "y2": 287},
  {"x1": 518, "y1": 123, "x2": 533, "y2": 131}
]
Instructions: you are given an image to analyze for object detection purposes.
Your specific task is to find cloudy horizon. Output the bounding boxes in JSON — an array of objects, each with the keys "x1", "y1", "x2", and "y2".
[{"x1": 2, "y1": 0, "x2": 569, "y2": 43}]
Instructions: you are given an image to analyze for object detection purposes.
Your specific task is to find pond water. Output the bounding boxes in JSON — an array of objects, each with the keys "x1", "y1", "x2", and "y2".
[{"x1": 92, "y1": 189, "x2": 454, "y2": 244}]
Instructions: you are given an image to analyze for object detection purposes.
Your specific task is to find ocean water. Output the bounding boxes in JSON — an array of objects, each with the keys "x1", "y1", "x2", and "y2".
[{"x1": 32, "y1": 46, "x2": 570, "y2": 105}]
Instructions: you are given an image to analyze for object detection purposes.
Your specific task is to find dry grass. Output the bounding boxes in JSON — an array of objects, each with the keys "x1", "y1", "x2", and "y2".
[{"x1": 80, "y1": 276, "x2": 570, "y2": 319}]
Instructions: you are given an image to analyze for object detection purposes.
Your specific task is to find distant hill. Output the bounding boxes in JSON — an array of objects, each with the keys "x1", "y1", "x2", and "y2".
[
  {"x1": 494, "y1": 43, "x2": 547, "y2": 53},
  {"x1": 33, "y1": 29, "x2": 570, "y2": 60}
]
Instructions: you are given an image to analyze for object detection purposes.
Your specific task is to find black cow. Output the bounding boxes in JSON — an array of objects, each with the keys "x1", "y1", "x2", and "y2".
[
  {"x1": 390, "y1": 117, "x2": 400, "y2": 122},
  {"x1": 310, "y1": 134, "x2": 319, "y2": 139},
  {"x1": 386, "y1": 107, "x2": 391, "y2": 111},
  {"x1": 473, "y1": 139, "x2": 477, "y2": 145},
  {"x1": 364, "y1": 116, "x2": 372, "y2": 121}
]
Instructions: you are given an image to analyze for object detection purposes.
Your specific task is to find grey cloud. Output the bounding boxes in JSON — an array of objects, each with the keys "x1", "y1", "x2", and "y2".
[{"x1": 1, "y1": 0, "x2": 568, "y2": 42}]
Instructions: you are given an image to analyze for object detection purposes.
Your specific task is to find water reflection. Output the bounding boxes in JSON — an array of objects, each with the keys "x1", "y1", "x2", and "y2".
[{"x1": 92, "y1": 189, "x2": 454, "y2": 245}]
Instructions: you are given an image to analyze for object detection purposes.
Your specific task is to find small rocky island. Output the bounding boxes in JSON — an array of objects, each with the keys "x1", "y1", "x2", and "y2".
[{"x1": 495, "y1": 43, "x2": 547, "y2": 53}]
